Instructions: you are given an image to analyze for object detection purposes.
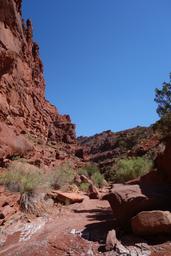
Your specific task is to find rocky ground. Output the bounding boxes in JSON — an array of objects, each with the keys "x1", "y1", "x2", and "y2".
[{"x1": 0, "y1": 191, "x2": 171, "y2": 256}]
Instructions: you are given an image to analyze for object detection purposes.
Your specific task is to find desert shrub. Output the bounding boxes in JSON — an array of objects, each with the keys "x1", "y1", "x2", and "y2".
[
  {"x1": 78, "y1": 168, "x2": 89, "y2": 177},
  {"x1": 0, "y1": 162, "x2": 47, "y2": 193},
  {"x1": 0, "y1": 162, "x2": 51, "y2": 215},
  {"x1": 50, "y1": 163, "x2": 75, "y2": 189},
  {"x1": 79, "y1": 182, "x2": 89, "y2": 192},
  {"x1": 91, "y1": 172, "x2": 104, "y2": 188},
  {"x1": 78, "y1": 165, "x2": 99, "y2": 177},
  {"x1": 104, "y1": 168, "x2": 117, "y2": 182},
  {"x1": 20, "y1": 192, "x2": 47, "y2": 215},
  {"x1": 113, "y1": 157, "x2": 153, "y2": 183},
  {"x1": 78, "y1": 165, "x2": 104, "y2": 188}
]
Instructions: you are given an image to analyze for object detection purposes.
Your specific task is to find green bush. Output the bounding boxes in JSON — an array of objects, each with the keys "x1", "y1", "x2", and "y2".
[
  {"x1": 78, "y1": 168, "x2": 89, "y2": 177},
  {"x1": 0, "y1": 162, "x2": 46, "y2": 193},
  {"x1": 113, "y1": 157, "x2": 153, "y2": 183},
  {"x1": 79, "y1": 182, "x2": 89, "y2": 192},
  {"x1": 104, "y1": 168, "x2": 117, "y2": 182},
  {"x1": 50, "y1": 164, "x2": 75, "y2": 189},
  {"x1": 78, "y1": 165, "x2": 104, "y2": 188},
  {"x1": 78, "y1": 165, "x2": 99, "y2": 177},
  {"x1": 91, "y1": 172, "x2": 104, "y2": 188}
]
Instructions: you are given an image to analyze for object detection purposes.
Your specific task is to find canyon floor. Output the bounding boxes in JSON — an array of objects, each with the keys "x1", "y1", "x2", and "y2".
[{"x1": 0, "y1": 192, "x2": 171, "y2": 256}]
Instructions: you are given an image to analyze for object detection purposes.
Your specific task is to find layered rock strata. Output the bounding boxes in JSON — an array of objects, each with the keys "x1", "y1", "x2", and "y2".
[
  {"x1": 78, "y1": 127, "x2": 159, "y2": 171},
  {"x1": 0, "y1": 0, "x2": 77, "y2": 163}
]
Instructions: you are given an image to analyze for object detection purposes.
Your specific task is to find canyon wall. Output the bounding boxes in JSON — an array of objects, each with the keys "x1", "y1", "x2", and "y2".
[{"x1": 0, "y1": 0, "x2": 77, "y2": 163}]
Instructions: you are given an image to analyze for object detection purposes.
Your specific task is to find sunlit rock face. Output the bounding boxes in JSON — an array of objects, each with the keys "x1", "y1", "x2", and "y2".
[{"x1": 0, "y1": 0, "x2": 77, "y2": 161}]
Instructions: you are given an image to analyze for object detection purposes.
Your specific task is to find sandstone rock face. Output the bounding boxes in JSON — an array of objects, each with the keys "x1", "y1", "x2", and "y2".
[
  {"x1": 131, "y1": 211, "x2": 171, "y2": 235},
  {"x1": 0, "y1": 121, "x2": 33, "y2": 159},
  {"x1": 0, "y1": 0, "x2": 76, "y2": 162},
  {"x1": 0, "y1": 186, "x2": 20, "y2": 225},
  {"x1": 103, "y1": 183, "x2": 171, "y2": 225}
]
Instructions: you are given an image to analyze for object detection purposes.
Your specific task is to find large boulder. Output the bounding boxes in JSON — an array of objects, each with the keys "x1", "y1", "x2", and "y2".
[
  {"x1": 48, "y1": 190, "x2": 84, "y2": 204},
  {"x1": 103, "y1": 183, "x2": 171, "y2": 225},
  {"x1": 131, "y1": 210, "x2": 171, "y2": 235}
]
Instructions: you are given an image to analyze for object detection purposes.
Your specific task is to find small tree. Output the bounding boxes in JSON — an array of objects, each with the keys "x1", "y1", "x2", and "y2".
[{"x1": 155, "y1": 74, "x2": 171, "y2": 117}]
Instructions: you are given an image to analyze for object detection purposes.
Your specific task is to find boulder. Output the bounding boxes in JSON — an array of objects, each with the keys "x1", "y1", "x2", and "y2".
[
  {"x1": 103, "y1": 183, "x2": 171, "y2": 225},
  {"x1": 131, "y1": 210, "x2": 171, "y2": 235},
  {"x1": 48, "y1": 190, "x2": 84, "y2": 204}
]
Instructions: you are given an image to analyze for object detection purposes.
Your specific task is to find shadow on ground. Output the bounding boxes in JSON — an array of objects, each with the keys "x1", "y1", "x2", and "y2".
[
  {"x1": 74, "y1": 207, "x2": 115, "y2": 244},
  {"x1": 75, "y1": 206, "x2": 171, "y2": 254}
]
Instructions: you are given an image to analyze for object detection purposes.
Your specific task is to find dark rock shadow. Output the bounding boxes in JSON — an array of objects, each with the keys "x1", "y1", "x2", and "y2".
[
  {"x1": 74, "y1": 207, "x2": 113, "y2": 222},
  {"x1": 76, "y1": 206, "x2": 171, "y2": 254},
  {"x1": 75, "y1": 207, "x2": 117, "y2": 245}
]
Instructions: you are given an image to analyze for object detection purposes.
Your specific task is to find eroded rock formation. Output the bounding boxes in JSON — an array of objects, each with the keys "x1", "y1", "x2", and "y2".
[{"x1": 0, "y1": 0, "x2": 77, "y2": 164}]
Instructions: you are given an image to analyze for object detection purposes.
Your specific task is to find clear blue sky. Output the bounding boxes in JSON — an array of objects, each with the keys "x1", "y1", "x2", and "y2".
[{"x1": 23, "y1": 0, "x2": 171, "y2": 136}]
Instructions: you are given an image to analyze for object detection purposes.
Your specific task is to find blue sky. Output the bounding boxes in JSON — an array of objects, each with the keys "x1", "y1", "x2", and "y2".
[{"x1": 23, "y1": 0, "x2": 171, "y2": 136}]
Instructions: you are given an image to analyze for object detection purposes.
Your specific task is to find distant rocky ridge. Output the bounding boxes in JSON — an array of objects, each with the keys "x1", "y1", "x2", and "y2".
[
  {"x1": 0, "y1": 0, "x2": 77, "y2": 167},
  {"x1": 78, "y1": 126, "x2": 160, "y2": 172}
]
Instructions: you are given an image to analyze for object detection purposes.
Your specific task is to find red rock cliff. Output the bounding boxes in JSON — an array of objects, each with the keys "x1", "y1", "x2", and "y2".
[{"x1": 0, "y1": 0, "x2": 76, "y2": 148}]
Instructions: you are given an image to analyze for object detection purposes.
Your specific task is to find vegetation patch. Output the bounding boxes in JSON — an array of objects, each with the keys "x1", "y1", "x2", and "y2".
[
  {"x1": 78, "y1": 165, "x2": 105, "y2": 188},
  {"x1": 112, "y1": 157, "x2": 153, "y2": 183},
  {"x1": 50, "y1": 163, "x2": 75, "y2": 190},
  {"x1": 0, "y1": 162, "x2": 47, "y2": 193},
  {"x1": 79, "y1": 182, "x2": 89, "y2": 192}
]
